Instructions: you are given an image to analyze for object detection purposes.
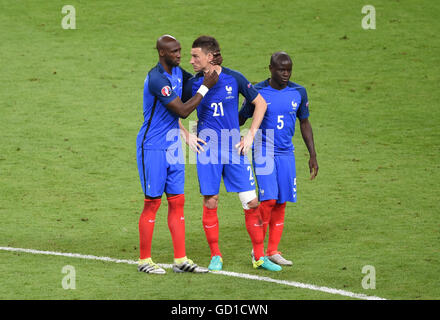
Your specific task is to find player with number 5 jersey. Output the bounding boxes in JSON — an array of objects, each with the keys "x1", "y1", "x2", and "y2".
[{"x1": 239, "y1": 52, "x2": 319, "y2": 266}]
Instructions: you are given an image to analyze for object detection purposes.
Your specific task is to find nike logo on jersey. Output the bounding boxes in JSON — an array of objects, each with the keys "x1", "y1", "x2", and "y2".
[{"x1": 204, "y1": 224, "x2": 217, "y2": 229}]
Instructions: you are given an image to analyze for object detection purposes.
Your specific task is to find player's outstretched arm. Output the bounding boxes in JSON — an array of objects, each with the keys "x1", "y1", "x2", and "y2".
[
  {"x1": 165, "y1": 70, "x2": 219, "y2": 119},
  {"x1": 299, "y1": 117, "x2": 318, "y2": 180},
  {"x1": 236, "y1": 93, "x2": 267, "y2": 154}
]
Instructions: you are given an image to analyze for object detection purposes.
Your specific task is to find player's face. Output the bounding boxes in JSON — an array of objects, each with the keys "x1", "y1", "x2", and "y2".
[
  {"x1": 190, "y1": 48, "x2": 211, "y2": 72},
  {"x1": 163, "y1": 41, "x2": 181, "y2": 67},
  {"x1": 270, "y1": 59, "x2": 292, "y2": 88}
]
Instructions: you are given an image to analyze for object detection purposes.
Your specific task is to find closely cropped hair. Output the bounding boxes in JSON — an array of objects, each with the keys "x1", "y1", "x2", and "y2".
[
  {"x1": 192, "y1": 35, "x2": 220, "y2": 54},
  {"x1": 270, "y1": 52, "x2": 292, "y2": 66}
]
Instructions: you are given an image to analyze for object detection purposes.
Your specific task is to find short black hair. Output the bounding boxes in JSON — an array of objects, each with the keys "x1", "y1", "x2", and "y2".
[
  {"x1": 192, "y1": 35, "x2": 220, "y2": 54},
  {"x1": 270, "y1": 51, "x2": 292, "y2": 66}
]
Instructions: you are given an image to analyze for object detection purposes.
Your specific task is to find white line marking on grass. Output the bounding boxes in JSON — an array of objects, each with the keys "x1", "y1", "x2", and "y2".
[
  {"x1": 0, "y1": 246, "x2": 386, "y2": 300},
  {"x1": 215, "y1": 270, "x2": 386, "y2": 300}
]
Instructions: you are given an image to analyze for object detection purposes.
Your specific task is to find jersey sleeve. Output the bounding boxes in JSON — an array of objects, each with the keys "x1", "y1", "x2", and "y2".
[
  {"x1": 297, "y1": 87, "x2": 310, "y2": 120},
  {"x1": 181, "y1": 76, "x2": 195, "y2": 103},
  {"x1": 148, "y1": 71, "x2": 179, "y2": 106},
  {"x1": 234, "y1": 72, "x2": 259, "y2": 103},
  {"x1": 181, "y1": 67, "x2": 193, "y2": 85},
  {"x1": 239, "y1": 98, "x2": 255, "y2": 119}
]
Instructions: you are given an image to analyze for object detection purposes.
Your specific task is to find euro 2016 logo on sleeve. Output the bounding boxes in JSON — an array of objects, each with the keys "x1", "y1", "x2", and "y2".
[{"x1": 161, "y1": 86, "x2": 172, "y2": 97}]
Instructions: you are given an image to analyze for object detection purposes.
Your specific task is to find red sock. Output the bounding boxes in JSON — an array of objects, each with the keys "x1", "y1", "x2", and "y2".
[
  {"x1": 259, "y1": 200, "x2": 276, "y2": 240},
  {"x1": 244, "y1": 206, "x2": 265, "y2": 260},
  {"x1": 202, "y1": 206, "x2": 221, "y2": 257},
  {"x1": 167, "y1": 194, "x2": 186, "y2": 259},
  {"x1": 138, "y1": 198, "x2": 161, "y2": 260},
  {"x1": 267, "y1": 202, "x2": 286, "y2": 256}
]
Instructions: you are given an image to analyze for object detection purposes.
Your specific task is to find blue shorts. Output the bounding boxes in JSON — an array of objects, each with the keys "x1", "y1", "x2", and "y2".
[
  {"x1": 136, "y1": 148, "x2": 185, "y2": 197},
  {"x1": 253, "y1": 153, "x2": 297, "y2": 203},
  {"x1": 196, "y1": 151, "x2": 256, "y2": 196}
]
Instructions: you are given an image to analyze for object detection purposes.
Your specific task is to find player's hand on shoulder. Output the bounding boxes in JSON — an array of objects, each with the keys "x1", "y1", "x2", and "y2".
[{"x1": 202, "y1": 69, "x2": 219, "y2": 89}]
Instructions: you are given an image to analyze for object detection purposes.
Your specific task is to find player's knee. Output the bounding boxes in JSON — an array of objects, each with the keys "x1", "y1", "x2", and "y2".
[
  {"x1": 275, "y1": 202, "x2": 286, "y2": 209},
  {"x1": 238, "y1": 190, "x2": 258, "y2": 210},
  {"x1": 247, "y1": 197, "x2": 259, "y2": 209},
  {"x1": 204, "y1": 195, "x2": 218, "y2": 209},
  {"x1": 145, "y1": 195, "x2": 161, "y2": 200}
]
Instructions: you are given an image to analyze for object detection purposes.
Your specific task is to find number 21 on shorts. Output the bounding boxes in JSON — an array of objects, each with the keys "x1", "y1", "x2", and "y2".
[{"x1": 247, "y1": 166, "x2": 255, "y2": 186}]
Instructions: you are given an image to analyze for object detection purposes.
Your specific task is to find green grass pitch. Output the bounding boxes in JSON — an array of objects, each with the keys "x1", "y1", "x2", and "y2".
[{"x1": 0, "y1": 0, "x2": 439, "y2": 300}]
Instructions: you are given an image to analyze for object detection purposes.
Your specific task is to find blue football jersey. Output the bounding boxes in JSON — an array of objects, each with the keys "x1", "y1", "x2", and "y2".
[
  {"x1": 239, "y1": 79, "x2": 309, "y2": 155},
  {"x1": 136, "y1": 63, "x2": 192, "y2": 151},
  {"x1": 184, "y1": 67, "x2": 259, "y2": 154}
]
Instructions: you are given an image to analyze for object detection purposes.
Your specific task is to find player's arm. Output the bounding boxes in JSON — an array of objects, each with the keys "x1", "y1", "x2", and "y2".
[
  {"x1": 238, "y1": 98, "x2": 255, "y2": 126},
  {"x1": 179, "y1": 119, "x2": 206, "y2": 154},
  {"x1": 246, "y1": 93, "x2": 267, "y2": 139},
  {"x1": 299, "y1": 117, "x2": 318, "y2": 180},
  {"x1": 166, "y1": 70, "x2": 218, "y2": 119},
  {"x1": 236, "y1": 93, "x2": 267, "y2": 155},
  {"x1": 297, "y1": 87, "x2": 318, "y2": 179}
]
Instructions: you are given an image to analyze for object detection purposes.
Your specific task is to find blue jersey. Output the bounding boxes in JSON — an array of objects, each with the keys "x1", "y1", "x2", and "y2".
[
  {"x1": 239, "y1": 79, "x2": 309, "y2": 155},
  {"x1": 184, "y1": 67, "x2": 259, "y2": 141},
  {"x1": 136, "y1": 63, "x2": 192, "y2": 151}
]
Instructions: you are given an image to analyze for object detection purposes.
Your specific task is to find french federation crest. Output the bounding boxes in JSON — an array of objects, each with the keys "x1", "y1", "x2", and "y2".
[
  {"x1": 225, "y1": 85, "x2": 234, "y2": 99},
  {"x1": 292, "y1": 101, "x2": 298, "y2": 110}
]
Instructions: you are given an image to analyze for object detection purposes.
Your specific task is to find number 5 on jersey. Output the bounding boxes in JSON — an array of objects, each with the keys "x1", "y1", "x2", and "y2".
[
  {"x1": 277, "y1": 115, "x2": 284, "y2": 129},
  {"x1": 211, "y1": 102, "x2": 224, "y2": 117}
]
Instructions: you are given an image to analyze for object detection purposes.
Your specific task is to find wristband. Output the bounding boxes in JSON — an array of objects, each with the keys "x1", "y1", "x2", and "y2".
[{"x1": 197, "y1": 85, "x2": 209, "y2": 97}]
